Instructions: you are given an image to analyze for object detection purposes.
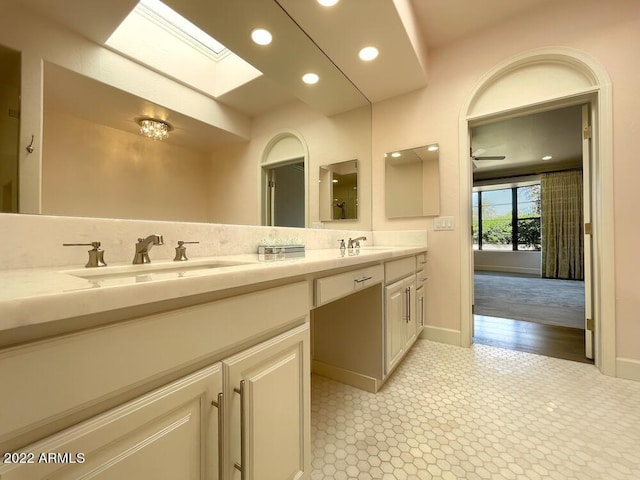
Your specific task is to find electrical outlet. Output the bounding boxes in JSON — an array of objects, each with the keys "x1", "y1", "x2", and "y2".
[{"x1": 434, "y1": 216, "x2": 455, "y2": 231}]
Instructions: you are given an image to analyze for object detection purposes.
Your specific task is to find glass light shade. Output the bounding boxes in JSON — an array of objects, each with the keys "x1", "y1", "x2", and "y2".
[{"x1": 138, "y1": 118, "x2": 171, "y2": 141}]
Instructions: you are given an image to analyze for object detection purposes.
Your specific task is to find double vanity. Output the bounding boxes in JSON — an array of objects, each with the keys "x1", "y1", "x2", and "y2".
[{"x1": 0, "y1": 227, "x2": 427, "y2": 480}]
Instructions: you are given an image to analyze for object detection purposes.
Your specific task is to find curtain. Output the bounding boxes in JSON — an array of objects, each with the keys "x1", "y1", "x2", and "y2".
[{"x1": 541, "y1": 170, "x2": 584, "y2": 280}]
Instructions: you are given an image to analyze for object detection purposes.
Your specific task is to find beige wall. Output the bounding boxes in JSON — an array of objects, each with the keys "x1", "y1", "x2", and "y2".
[
  {"x1": 372, "y1": 0, "x2": 640, "y2": 360},
  {"x1": 42, "y1": 109, "x2": 212, "y2": 222}
]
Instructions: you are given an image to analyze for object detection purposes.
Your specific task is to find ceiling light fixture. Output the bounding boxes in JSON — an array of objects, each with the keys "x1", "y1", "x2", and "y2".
[
  {"x1": 542, "y1": 155, "x2": 553, "y2": 161},
  {"x1": 427, "y1": 144, "x2": 439, "y2": 152},
  {"x1": 391, "y1": 152, "x2": 401, "y2": 158},
  {"x1": 302, "y1": 72, "x2": 319, "y2": 84},
  {"x1": 138, "y1": 118, "x2": 172, "y2": 141},
  {"x1": 359, "y1": 46, "x2": 379, "y2": 62},
  {"x1": 317, "y1": 0, "x2": 339, "y2": 6},
  {"x1": 251, "y1": 28, "x2": 272, "y2": 46}
]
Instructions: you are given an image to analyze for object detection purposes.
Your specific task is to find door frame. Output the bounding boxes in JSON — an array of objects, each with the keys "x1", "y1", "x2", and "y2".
[
  {"x1": 262, "y1": 159, "x2": 305, "y2": 227},
  {"x1": 259, "y1": 130, "x2": 309, "y2": 227},
  {"x1": 458, "y1": 47, "x2": 616, "y2": 376}
]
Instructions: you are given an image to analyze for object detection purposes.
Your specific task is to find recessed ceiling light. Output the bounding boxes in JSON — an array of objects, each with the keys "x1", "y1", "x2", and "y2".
[
  {"x1": 317, "y1": 0, "x2": 339, "y2": 6},
  {"x1": 359, "y1": 46, "x2": 379, "y2": 62},
  {"x1": 427, "y1": 145, "x2": 439, "y2": 152},
  {"x1": 332, "y1": 179, "x2": 338, "y2": 183},
  {"x1": 542, "y1": 155, "x2": 553, "y2": 161},
  {"x1": 302, "y1": 73, "x2": 319, "y2": 84},
  {"x1": 391, "y1": 152, "x2": 401, "y2": 158},
  {"x1": 251, "y1": 28, "x2": 272, "y2": 46}
]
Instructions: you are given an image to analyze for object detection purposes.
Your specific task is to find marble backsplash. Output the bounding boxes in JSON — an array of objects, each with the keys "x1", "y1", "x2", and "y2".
[{"x1": 0, "y1": 213, "x2": 426, "y2": 270}]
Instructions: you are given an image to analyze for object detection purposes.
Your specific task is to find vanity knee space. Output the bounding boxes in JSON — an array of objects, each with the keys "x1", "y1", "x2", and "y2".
[{"x1": 311, "y1": 252, "x2": 427, "y2": 393}]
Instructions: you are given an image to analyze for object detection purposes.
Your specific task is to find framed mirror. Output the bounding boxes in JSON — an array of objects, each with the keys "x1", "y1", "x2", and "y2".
[
  {"x1": 319, "y1": 160, "x2": 358, "y2": 221},
  {"x1": 385, "y1": 144, "x2": 440, "y2": 218}
]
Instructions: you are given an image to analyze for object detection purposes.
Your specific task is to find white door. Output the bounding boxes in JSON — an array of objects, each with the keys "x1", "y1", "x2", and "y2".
[
  {"x1": 224, "y1": 324, "x2": 309, "y2": 480},
  {"x1": 385, "y1": 279, "x2": 406, "y2": 374},
  {"x1": 263, "y1": 160, "x2": 305, "y2": 228},
  {"x1": 0, "y1": 364, "x2": 223, "y2": 480},
  {"x1": 582, "y1": 104, "x2": 594, "y2": 360}
]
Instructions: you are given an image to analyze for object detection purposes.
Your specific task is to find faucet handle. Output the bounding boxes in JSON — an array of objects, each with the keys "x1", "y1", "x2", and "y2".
[
  {"x1": 63, "y1": 241, "x2": 107, "y2": 268},
  {"x1": 174, "y1": 241, "x2": 199, "y2": 261}
]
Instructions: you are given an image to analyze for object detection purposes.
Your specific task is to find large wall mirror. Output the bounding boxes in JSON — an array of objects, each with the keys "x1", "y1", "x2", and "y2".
[
  {"x1": 1, "y1": 0, "x2": 372, "y2": 230},
  {"x1": 385, "y1": 144, "x2": 440, "y2": 218},
  {"x1": 319, "y1": 160, "x2": 358, "y2": 221}
]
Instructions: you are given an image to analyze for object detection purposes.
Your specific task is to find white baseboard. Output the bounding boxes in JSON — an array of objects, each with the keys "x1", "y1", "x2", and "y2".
[
  {"x1": 616, "y1": 357, "x2": 640, "y2": 382},
  {"x1": 312, "y1": 360, "x2": 381, "y2": 393},
  {"x1": 475, "y1": 265, "x2": 541, "y2": 276},
  {"x1": 420, "y1": 326, "x2": 461, "y2": 346}
]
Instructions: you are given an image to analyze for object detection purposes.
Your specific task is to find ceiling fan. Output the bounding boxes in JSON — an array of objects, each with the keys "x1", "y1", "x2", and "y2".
[
  {"x1": 471, "y1": 148, "x2": 505, "y2": 161},
  {"x1": 472, "y1": 155, "x2": 506, "y2": 160}
]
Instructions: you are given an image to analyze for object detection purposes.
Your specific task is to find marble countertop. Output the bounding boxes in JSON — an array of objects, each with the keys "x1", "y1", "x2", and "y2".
[{"x1": 0, "y1": 246, "x2": 426, "y2": 334}]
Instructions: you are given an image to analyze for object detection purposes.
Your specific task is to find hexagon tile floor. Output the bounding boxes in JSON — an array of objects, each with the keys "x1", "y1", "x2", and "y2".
[{"x1": 310, "y1": 340, "x2": 640, "y2": 480}]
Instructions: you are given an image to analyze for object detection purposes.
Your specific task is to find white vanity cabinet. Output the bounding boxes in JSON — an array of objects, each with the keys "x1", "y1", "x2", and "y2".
[
  {"x1": 384, "y1": 275, "x2": 416, "y2": 374},
  {"x1": 0, "y1": 282, "x2": 310, "y2": 480},
  {"x1": 0, "y1": 363, "x2": 223, "y2": 480},
  {"x1": 384, "y1": 255, "x2": 422, "y2": 376},
  {"x1": 224, "y1": 324, "x2": 309, "y2": 480},
  {"x1": 311, "y1": 251, "x2": 427, "y2": 393}
]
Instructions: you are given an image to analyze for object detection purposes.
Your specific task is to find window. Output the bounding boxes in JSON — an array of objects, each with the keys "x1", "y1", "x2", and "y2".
[
  {"x1": 472, "y1": 184, "x2": 541, "y2": 251},
  {"x1": 137, "y1": 0, "x2": 228, "y2": 58}
]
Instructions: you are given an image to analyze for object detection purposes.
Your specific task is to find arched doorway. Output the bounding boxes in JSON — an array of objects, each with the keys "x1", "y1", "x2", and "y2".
[
  {"x1": 260, "y1": 130, "x2": 309, "y2": 228},
  {"x1": 458, "y1": 47, "x2": 616, "y2": 375}
]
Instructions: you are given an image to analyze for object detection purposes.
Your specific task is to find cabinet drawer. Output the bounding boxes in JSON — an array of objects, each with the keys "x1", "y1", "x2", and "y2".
[
  {"x1": 385, "y1": 257, "x2": 416, "y2": 284},
  {"x1": 0, "y1": 281, "x2": 309, "y2": 447},
  {"x1": 315, "y1": 264, "x2": 383, "y2": 307}
]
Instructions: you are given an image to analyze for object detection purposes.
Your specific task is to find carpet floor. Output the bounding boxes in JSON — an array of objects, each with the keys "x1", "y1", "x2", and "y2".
[{"x1": 474, "y1": 272, "x2": 585, "y2": 329}]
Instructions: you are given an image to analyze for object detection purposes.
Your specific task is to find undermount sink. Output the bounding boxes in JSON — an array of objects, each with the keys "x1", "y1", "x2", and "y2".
[{"x1": 64, "y1": 260, "x2": 251, "y2": 284}]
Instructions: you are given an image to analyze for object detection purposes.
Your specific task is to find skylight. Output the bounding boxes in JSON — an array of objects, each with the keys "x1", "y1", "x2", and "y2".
[
  {"x1": 105, "y1": 0, "x2": 263, "y2": 100},
  {"x1": 137, "y1": 0, "x2": 227, "y2": 58}
]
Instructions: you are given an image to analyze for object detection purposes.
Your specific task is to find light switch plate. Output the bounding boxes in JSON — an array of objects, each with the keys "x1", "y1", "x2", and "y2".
[{"x1": 434, "y1": 216, "x2": 455, "y2": 231}]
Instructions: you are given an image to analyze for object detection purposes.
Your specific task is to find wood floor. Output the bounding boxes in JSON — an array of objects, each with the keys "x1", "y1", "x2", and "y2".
[{"x1": 473, "y1": 314, "x2": 593, "y2": 364}]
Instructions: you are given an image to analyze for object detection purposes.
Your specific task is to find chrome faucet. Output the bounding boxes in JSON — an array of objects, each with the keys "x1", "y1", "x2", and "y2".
[
  {"x1": 348, "y1": 236, "x2": 367, "y2": 249},
  {"x1": 133, "y1": 234, "x2": 164, "y2": 264}
]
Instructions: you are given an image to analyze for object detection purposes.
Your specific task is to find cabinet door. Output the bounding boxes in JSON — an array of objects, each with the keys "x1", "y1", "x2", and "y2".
[
  {"x1": 224, "y1": 324, "x2": 310, "y2": 480},
  {"x1": 0, "y1": 364, "x2": 222, "y2": 480},
  {"x1": 385, "y1": 279, "x2": 406, "y2": 375},
  {"x1": 404, "y1": 277, "x2": 417, "y2": 349}
]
